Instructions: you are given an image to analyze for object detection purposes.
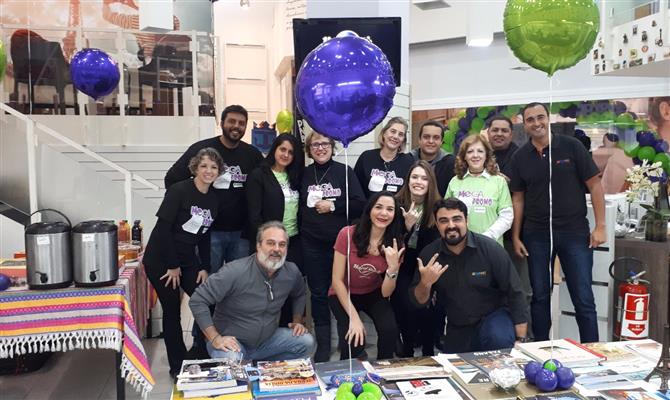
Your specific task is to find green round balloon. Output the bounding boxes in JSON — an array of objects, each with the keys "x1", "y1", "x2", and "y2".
[
  {"x1": 654, "y1": 153, "x2": 670, "y2": 173},
  {"x1": 336, "y1": 391, "x2": 357, "y2": 400},
  {"x1": 624, "y1": 145, "x2": 639, "y2": 158},
  {"x1": 448, "y1": 118, "x2": 459, "y2": 131},
  {"x1": 543, "y1": 360, "x2": 558, "y2": 372},
  {"x1": 0, "y1": 40, "x2": 6, "y2": 79},
  {"x1": 362, "y1": 383, "x2": 383, "y2": 400},
  {"x1": 476, "y1": 107, "x2": 491, "y2": 119},
  {"x1": 638, "y1": 146, "x2": 657, "y2": 162},
  {"x1": 337, "y1": 382, "x2": 355, "y2": 394},
  {"x1": 615, "y1": 113, "x2": 636, "y2": 128},
  {"x1": 471, "y1": 117, "x2": 485, "y2": 132},
  {"x1": 357, "y1": 391, "x2": 378, "y2": 400},
  {"x1": 504, "y1": 0, "x2": 600, "y2": 76}
]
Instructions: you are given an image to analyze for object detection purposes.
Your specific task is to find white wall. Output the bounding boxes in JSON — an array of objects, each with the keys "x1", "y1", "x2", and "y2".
[
  {"x1": 410, "y1": 36, "x2": 670, "y2": 110},
  {"x1": 0, "y1": 216, "x2": 24, "y2": 257}
]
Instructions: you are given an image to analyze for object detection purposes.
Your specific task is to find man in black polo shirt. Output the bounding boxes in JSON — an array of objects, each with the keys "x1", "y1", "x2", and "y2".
[
  {"x1": 488, "y1": 115, "x2": 518, "y2": 179},
  {"x1": 165, "y1": 105, "x2": 264, "y2": 271},
  {"x1": 509, "y1": 102, "x2": 606, "y2": 344},
  {"x1": 410, "y1": 198, "x2": 528, "y2": 353}
]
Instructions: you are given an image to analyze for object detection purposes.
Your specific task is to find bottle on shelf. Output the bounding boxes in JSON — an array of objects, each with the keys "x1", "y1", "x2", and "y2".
[
  {"x1": 118, "y1": 220, "x2": 130, "y2": 244},
  {"x1": 132, "y1": 220, "x2": 143, "y2": 250}
]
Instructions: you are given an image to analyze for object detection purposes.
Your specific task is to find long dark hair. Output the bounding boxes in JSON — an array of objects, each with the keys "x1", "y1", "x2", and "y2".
[
  {"x1": 353, "y1": 191, "x2": 405, "y2": 257},
  {"x1": 395, "y1": 160, "x2": 441, "y2": 229},
  {"x1": 263, "y1": 133, "x2": 304, "y2": 190}
]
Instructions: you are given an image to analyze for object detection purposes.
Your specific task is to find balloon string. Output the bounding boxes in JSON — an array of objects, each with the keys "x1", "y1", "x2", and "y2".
[
  {"x1": 548, "y1": 76, "x2": 555, "y2": 361},
  {"x1": 344, "y1": 146, "x2": 353, "y2": 376}
]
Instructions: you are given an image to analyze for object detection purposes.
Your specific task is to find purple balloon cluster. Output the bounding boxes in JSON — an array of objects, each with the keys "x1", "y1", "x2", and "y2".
[
  {"x1": 295, "y1": 32, "x2": 396, "y2": 147},
  {"x1": 524, "y1": 359, "x2": 575, "y2": 392}
]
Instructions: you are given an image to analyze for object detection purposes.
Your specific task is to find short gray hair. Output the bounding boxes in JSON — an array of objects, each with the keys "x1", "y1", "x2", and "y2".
[
  {"x1": 188, "y1": 147, "x2": 225, "y2": 176},
  {"x1": 256, "y1": 221, "x2": 289, "y2": 244}
]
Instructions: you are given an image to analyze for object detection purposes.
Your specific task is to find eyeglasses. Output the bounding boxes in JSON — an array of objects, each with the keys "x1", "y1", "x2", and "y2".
[
  {"x1": 264, "y1": 280, "x2": 274, "y2": 302},
  {"x1": 310, "y1": 142, "x2": 332, "y2": 150}
]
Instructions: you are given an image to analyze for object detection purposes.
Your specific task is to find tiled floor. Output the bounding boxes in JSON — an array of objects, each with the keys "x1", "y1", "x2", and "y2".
[{"x1": 0, "y1": 295, "x2": 383, "y2": 399}]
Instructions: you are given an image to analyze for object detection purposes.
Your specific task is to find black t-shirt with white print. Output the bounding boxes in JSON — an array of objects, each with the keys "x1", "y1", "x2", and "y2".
[
  {"x1": 144, "y1": 179, "x2": 219, "y2": 271},
  {"x1": 354, "y1": 149, "x2": 414, "y2": 199}
]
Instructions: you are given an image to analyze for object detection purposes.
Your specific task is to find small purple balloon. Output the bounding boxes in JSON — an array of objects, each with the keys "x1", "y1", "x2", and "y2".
[
  {"x1": 352, "y1": 382, "x2": 363, "y2": 397},
  {"x1": 0, "y1": 273, "x2": 10, "y2": 291},
  {"x1": 655, "y1": 141, "x2": 669, "y2": 153},
  {"x1": 638, "y1": 131, "x2": 657, "y2": 147},
  {"x1": 555, "y1": 367, "x2": 575, "y2": 389},
  {"x1": 535, "y1": 369, "x2": 558, "y2": 392},
  {"x1": 70, "y1": 48, "x2": 120, "y2": 100},
  {"x1": 524, "y1": 361, "x2": 542, "y2": 384},
  {"x1": 295, "y1": 32, "x2": 396, "y2": 147},
  {"x1": 633, "y1": 157, "x2": 642, "y2": 165},
  {"x1": 458, "y1": 118, "x2": 470, "y2": 131},
  {"x1": 613, "y1": 101, "x2": 627, "y2": 115}
]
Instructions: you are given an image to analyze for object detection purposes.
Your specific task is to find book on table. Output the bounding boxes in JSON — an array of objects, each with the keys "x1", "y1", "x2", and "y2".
[
  {"x1": 176, "y1": 359, "x2": 249, "y2": 392},
  {"x1": 623, "y1": 339, "x2": 663, "y2": 363},
  {"x1": 254, "y1": 358, "x2": 321, "y2": 397},
  {"x1": 434, "y1": 354, "x2": 490, "y2": 385},
  {"x1": 516, "y1": 392, "x2": 587, "y2": 400},
  {"x1": 362, "y1": 356, "x2": 451, "y2": 381},
  {"x1": 582, "y1": 341, "x2": 656, "y2": 366},
  {"x1": 395, "y1": 378, "x2": 474, "y2": 400},
  {"x1": 171, "y1": 388, "x2": 253, "y2": 400},
  {"x1": 458, "y1": 348, "x2": 533, "y2": 375},
  {"x1": 515, "y1": 339, "x2": 606, "y2": 368},
  {"x1": 314, "y1": 359, "x2": 368, "y2": 391}
]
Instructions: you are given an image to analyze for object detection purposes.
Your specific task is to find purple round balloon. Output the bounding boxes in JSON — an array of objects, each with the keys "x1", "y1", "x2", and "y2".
[
  {"x1": 0, "y1": 273, "x2": 10, "y2": 291},
  {"x1": 295, "y1": 33, "x2": 396, "y2": 147},
  {"x1": 535, "y1": 369, "x2": 558, "y2": 392},
  {"x1": 555, "y1": 367, "x2": 575, "y2": 389},
  {"x1": 524, "y1": 361, "x2": 542, "y2": 384},
  {"x1": 458, "y1": 118, "x2": 470, "y2": 131},
  {"x1": 613, "y1": 101, "x2": 627, "y2": 115},
  {"x1": 637, "y1": 131, "x2": 657, "y2": 147},
  {"x1": 70, "y1": 48, "x2": 120, "y2": 100}
]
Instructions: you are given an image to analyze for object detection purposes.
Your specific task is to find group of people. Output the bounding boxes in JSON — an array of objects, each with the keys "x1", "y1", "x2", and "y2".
[{"x1": 143, "y1": 102, "x2": 607, "y2": 376}]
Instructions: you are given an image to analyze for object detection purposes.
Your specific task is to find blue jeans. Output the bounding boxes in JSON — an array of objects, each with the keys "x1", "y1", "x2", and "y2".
[
  {"x1": 443, "y1": 308, "x2": 516, "y2": 353},
  {"x1": 210, "y1": 230, "x2": 250, "y2": 273},
  {"x1": 523, "y1": 230, "x2": 598, "y2": 343},
  {"x1": 205, "y1": 328, "x2": 315, "y2": 362}
]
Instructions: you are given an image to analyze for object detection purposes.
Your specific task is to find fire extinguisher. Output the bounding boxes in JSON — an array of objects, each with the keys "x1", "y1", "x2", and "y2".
[{"x1": 614, "y1": 270, "x2": 650, "y2": 341}]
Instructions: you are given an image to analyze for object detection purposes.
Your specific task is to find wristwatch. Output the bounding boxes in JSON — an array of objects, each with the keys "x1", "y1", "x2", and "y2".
[
  {"x1": 385, "y1": 271, "x2": 398, "y2": 279},
  {"x1": 516, "y1": 336, "x2": 532, "y2": 343},
  {"x1": 329, "y1": 202, "x2": 335, "y2": 212}
]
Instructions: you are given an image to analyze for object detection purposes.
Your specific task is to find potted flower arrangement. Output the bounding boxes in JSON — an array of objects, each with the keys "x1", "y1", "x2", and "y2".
[{"x1": 625, "y1": 160, "x2": 670, "y2": 242}]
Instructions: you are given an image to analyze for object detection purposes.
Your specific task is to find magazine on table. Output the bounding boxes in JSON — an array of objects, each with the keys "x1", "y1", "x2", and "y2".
[
  {"x1": 515, "y1": 339, "x2": 606, "y2": 368},
  {"x1": 435, "y1": 354, "x2": 490, "y2": 384},
  {"x1": 362, "y1": 356, "x2": 450, "y2": 381},
  {"x1": 395, "y1": 378, "x2": 473, "y2": 400},
  {"x1": 624, "y1": 339, "x2": 663, "y2": 363},
  {"x1": 255, "y1": 358, "x2": 321, "y2": 396},
  {"x1": 458, "y1": 348, "x2": 533, "y2": 375},
  {"x1": 597, "y1": 387, "x2": 667, "y2": 400},
  {"x1": 517, "y1": 392, "x2": 587, "y2": 400},
  {"x1": 574, "y1": 369, "x2": 636, "y2": 391},
  {"x1": 314, "y1": 359, "x2": 368, "y2": 391},
  {"x1": 176, "y1": 359, "x2": 249, "y2": 391}
]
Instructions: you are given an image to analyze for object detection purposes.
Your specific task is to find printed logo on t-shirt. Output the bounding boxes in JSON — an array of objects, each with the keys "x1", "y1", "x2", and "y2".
[
  {"x1": 227, "y1": 165, "x2": 247, "y2": 182},
  {"x1": 353, "y1": 263, "x2": 379, "y2": 278},
  {"x1": 457, "y1": 190, "x2": 493, "y2": 207},
  {"x1": 280, "y1": 182, "x2": 299, "y2": 201},
  {"x1": 307, "y1": 183, "x2": 342, "y2": 198},
  {"x1": 190, "y1": 206, "x2": 213, "y2": 227},
  {"x1": 370, "y1": 169, "x2": 404, "y2": 186}
]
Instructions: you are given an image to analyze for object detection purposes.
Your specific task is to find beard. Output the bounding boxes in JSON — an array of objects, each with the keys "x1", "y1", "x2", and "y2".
[
  {"x1": 443, "y1": 228, "x2": 466, "y2": 246},
  {"x1": 258, "y1": 250, "x2": 286, "y2": 271},
  {"x1": 222, "y1": 126, "x2": 244, "y2": 143}
]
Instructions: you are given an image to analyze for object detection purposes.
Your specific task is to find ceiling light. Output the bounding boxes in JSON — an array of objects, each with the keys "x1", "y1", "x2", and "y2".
[{"x1": 240, "y1": 0, "x2": 250, "y2": 9}]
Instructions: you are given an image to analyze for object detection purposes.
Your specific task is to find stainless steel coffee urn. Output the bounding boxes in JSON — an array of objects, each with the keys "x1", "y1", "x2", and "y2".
[
  {"x1": 25, "y1": 209, "x2": 73, "y2": 289},
  {"x1": 72, "y1": 220, "x2": 119, "y2": 287}
]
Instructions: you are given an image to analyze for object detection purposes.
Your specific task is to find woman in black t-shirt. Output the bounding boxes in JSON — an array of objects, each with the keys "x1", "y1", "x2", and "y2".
[
  {"x1": 354, "y1": 116, "x2": 414, "y2": 199},
  {"x1": 144, "y1": 147, "x2": 223, "y2": 378}
]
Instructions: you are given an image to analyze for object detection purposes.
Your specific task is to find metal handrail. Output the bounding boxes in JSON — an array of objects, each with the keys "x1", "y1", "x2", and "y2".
[
  {"x1": 0, "y1": 102, "x2": 159, "y2": 222},
  {"x1": 0, "y1": 22, "x2": 211, "y2": 37}
]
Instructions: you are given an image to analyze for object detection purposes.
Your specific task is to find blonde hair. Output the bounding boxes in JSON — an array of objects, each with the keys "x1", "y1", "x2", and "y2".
[
  {"x1": 454, "y1": 135, "x2": 498, "y2": 179},
  {"x1": 378, "y1": 116, "x2": 408, "y2": 148}
]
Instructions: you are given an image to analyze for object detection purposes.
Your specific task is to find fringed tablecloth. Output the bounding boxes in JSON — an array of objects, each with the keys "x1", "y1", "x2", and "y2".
[{"x1": 0, "y1": 266, "x2": 155, "y2": 398}]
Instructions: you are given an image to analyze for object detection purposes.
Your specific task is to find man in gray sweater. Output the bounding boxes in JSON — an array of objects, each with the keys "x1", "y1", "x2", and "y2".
[{"x1": 189, "y1": 221, "x2": 314, "y2": 361}]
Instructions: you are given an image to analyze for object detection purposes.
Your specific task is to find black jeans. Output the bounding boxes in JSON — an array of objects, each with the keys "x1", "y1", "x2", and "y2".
[
  {"x1": 146, "y1": 263, "x2": 203, "y2": 374},
  {"x1": 279, "y1": 234, "x2": 304, "y2": 327},
  {"x1": 329, "y1": 289, "x2": 398, "y2": 360},
  {"x1": 301, "y1": 235, "x2": 334, "y2": 328},
  {"x1": 391, "y1": 272, "x2": 439, "y2": 356},
  {"x1": 442, "y1": 308, "x2": 516, "y2": 353}
]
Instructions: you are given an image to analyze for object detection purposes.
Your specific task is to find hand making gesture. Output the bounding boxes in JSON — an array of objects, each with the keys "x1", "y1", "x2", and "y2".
[
  {"x1": 417, "y1": 253, "x2": 448, "y2": 286},
  {"x1": 401, "y1": 201, "x2": 422, "y2": 231},
  {"x1": 382, "y1": 238, "x2": 405, "y2": 272}
]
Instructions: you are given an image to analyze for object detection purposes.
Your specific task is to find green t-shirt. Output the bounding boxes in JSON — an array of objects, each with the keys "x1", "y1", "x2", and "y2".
[
  {"x1": 273, "y1": 170, "x2": 299, "y2": 237},
  {"x1": 445, "y1": 171, "x2": 512, "y2": 244}
]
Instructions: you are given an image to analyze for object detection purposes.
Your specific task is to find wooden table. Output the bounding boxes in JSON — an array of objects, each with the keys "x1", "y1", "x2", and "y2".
[{"x1": 614, "y1": 237, "x2": 670, "y2": 342}]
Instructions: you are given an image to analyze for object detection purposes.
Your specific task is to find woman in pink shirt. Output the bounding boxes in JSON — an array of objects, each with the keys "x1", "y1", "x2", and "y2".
[{"x1": 328, "y1": 191, "x2": 406, "y2": 360}]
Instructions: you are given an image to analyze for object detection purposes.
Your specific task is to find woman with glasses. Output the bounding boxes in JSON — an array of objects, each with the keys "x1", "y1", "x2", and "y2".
[
  {"x1": 392, "y1": 160, "x2": 443, "y2": 357},
  {"x1": 329, "y1": 191, "x2": 405, "y2": 360},
  {"x1": 445, "y1": 135, "x2": 513, "y2": 245},
  {"x1": 247, "y1": 133, "x2": 305, "y2": 325},
  {"x1": 354, "y1": 117, "x2": 414, "y2": 199},
  {"x1": 143, "y1": 147, "x2": 223, "y2": 378},
  {"x1": 300, "y1": 131, "x2": 366, "y2": 362}
]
